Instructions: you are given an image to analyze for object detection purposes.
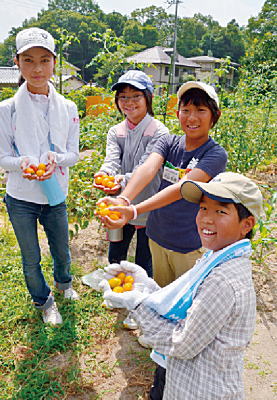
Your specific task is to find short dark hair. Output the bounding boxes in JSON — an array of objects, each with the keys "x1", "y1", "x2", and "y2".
[
  {"x1": 235, "y1": 203, "x2": 254, "y2": 239},
  {"x1": 178, "y1": 88, "x2": 220, "y2": 127},
  {"x1": 114, "y1": 84, "x2": 154, "y2": 116}
]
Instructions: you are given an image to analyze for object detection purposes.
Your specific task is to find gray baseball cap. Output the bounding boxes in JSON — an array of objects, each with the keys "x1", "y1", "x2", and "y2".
[{"x1": 180, "y1": 172, "x2": 263, "y2": 220}]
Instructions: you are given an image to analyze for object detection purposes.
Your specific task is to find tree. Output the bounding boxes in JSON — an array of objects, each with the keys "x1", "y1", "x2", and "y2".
[
  {"x1": 239, "y1": 0, "x2": 276, "y2": 101},
  {"x1": 35, "y1": 9, "x2": 107, "y2": 81},
  {"x1": 48, "y1": 0, "x2": 103, "y2": 17},
  {"x1": 105, "y1": 12, "x2": 127, "y2": 37},
  {"x1": 246, "y1": 0, "x2": 277, "y2": 38},
  {"x1": 87, "y1": 29, "x2": 144, "y2": 88},
  {"x1": 131, "y1": 6, "x2": 175, "y2": 46},
  {"x1": 55, "y1": 28, "x2": 79, "y2": 93},
  {"x1": 200, "y1": 20, "x2": 245, "y2": 62},
  {"x1": 177, "y1": 17, "x2": 206, "y2": 57},
  {"x1": 193, "y1": 13, "x2": 220, "y2": 30},
  {"x1": 142, "y1": 25, "x2": 159, "y2": 48},
  {"x1": 123, "y1": 20, "x2": 144, "y2": 45}
]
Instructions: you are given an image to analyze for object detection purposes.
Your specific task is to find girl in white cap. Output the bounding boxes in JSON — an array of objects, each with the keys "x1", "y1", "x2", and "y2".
[
  {"x1": 93, "y1": 70, "x2": 169, "y2": 329},
  {"x1": 0, "y1": 28, "x2": 80, "y2": 325}
]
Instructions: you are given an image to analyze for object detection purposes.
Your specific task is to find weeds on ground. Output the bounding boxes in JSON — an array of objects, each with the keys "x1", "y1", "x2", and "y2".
[{"x1": 0, "y1": 226, "x2": 121, "y2": 399}]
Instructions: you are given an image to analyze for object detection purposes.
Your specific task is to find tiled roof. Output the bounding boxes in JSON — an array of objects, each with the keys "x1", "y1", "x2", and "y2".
[
  {"x1": 127, "y1": 46, "x2": 200, "y2": 68},
  {"x1": 0, "y1": 66, "x2": 19, "y2": 84}
]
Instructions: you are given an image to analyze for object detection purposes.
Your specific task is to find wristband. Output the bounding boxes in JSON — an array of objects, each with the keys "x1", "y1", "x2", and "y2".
[
  {"x1": 117, "y1": 195, "x2": 131, "y2": 206},
  {"x1": 130, "y1": 205, "x2": 138, "y2": 220}
]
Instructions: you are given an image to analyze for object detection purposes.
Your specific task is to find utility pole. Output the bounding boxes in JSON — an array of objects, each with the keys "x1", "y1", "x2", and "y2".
[
  {"x1": 171, "y1": 0, "x2": 179, "y2": 93},
  {"x1": 167, "y1": 0, "x2": 181, "y2": 93}
]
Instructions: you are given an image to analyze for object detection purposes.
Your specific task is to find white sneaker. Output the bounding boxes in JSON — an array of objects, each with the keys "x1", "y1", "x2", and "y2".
[
  {"x1": 123, "y1": 314, "x2": 138, "y2": 330},
  {"x1": 43, "y1": 302, "x2": 63, "y2": 325},
  {"x1": 64, "y1": 287, "x2": 80, "y2": 300},
  {"x1": 138, "y1": 334, "x2": 152, "y2": 349}
]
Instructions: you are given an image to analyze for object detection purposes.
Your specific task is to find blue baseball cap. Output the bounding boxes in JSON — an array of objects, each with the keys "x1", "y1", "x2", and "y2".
[{"x1": 112, "y1": 70, "x2": 154, "y2": 94}]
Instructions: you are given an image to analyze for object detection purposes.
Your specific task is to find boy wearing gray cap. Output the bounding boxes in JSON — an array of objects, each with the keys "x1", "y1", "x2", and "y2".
[{"x1": 103, "y1": 171, "x2": 263, "y2": 399}]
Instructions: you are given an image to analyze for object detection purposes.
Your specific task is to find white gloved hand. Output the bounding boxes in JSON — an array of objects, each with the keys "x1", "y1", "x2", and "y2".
[
  {"x1": 103, "y1": 285, "x2": 148, "y2": 310},
  {"x1": 103, "y1": 263, "x2": 122, "y2": 280}
]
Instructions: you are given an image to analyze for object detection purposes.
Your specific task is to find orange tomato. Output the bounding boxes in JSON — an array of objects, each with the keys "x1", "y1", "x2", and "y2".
[
  {"x1": 36, "y1": 169, "x2": 45, "y2": 177},
  {"x1": 24, "y1": 167, "x2": 35, "y2": 174},
  {"x1": 113, "y1": 286, "x2": 124, "y2": 293},
  {"x1": 101, "y1": 177, "x2": 111, "y2": 187},
  {"x1": 99, "y1": 207, "x2": 110, "y2": 216},
  {"x1": 122, "y1": 282, "x2": 133, "y2": 292},
  {"x1": 117, "y1": 272, "x2": 126, "y2": 283},
  {"x1": 109, "y1": 213, "x2": 119, "y2": 220},
  {"x1": 98, "y1": 202, "x2": 107, "y2": 208},
  {"x1": 106, "y1": 180, "x2": 115, "y2": 189},
  {"x1": 95, "y1": 176, "x2": 103, "y2": 185},
  {"x1": 37, "y1": 163, "x2": 46, "y2": 171},
  {"x1": 124, "y1": 275, "x2": 134, "y2": 284},
  {"x1": 108, "y1": 277, "x2": 122, "y2": 289}
]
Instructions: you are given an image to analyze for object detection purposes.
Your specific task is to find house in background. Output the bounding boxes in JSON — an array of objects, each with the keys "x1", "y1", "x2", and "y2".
[
  {"x1": 127, "y1": 46, "x2": 201, "y2": 93},
  {"x1": 187, "y1": 55, "x2": 237, "y2": 86},
  {"x1": 52, "y1": 60, "x2": 86, "y2": 93},
  {"x1": 0, "y1": 61, "x2": 86, "y2": 92}
]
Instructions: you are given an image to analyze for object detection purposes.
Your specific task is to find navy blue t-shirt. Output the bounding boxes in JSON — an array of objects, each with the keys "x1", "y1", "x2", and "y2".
[{"x1": 146, "y1": 134, "x2": 228, "y2": 253}]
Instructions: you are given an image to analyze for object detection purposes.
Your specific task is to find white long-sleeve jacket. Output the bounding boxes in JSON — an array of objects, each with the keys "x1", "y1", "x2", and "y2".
[{"x1": 0, "y1": 92, "x2": 79, "y2": 204}]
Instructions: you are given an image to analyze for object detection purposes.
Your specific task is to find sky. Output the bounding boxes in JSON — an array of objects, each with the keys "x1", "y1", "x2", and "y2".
[{"x1": 0, "y1": 0, "x2": 265, "y2": 43}]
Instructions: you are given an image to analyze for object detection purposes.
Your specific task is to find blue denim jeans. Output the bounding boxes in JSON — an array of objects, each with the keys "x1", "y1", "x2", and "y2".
[
  {"x1": 108, "y1": 224, "x2": 152, "y2": 277},
  {"x1": 5, "y1": 194, "x2": 72, "y2": 310}
]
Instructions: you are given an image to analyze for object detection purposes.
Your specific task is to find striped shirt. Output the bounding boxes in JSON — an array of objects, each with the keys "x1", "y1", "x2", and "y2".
[{"x1": 134, "y1": 255, "x2": 256, "y2": 399}]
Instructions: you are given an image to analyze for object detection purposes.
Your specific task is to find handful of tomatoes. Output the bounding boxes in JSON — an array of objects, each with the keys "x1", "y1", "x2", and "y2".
[
  {"x1": 94, "y1": 174, "x2": 117, "y2": 189},
  {"x1": 23, "y1": 163, "x2": 48, "y2": 179},
  {"x1": 108, "y1": 272, "x2": 135, "y2": 293},
  {"x1": 94, "y1": 202, "x2": 122, "y2": 221}
]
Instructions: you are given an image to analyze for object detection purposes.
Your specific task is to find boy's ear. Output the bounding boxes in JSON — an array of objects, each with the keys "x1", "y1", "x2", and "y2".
[
  {"x1": 241, "y1": 216, "x2": 255, "y2": 236},
  {"x1": 14, "y1": 56, "x2": 18, "y2": 66}
]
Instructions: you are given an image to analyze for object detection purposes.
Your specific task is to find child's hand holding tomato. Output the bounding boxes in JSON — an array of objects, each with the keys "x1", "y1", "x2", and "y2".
[
  {"x1": 93, "y1": 172, "x2": 121, "y2": 195},
  {"x1": 95, "y1": 197, "x2": 134, "y2": 229},
  {"x1": 21, "y1": 160, "x2": 56, "y2": 181}
]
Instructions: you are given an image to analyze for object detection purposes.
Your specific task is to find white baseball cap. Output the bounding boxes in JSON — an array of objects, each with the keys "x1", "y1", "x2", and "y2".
[
  {"x1": 16, "y1": 28, "x2": 56, "y2": 56},
  {"x1": 180, "y1": 172, "x2": 263, "y2": 220},
  {"x1": 177, "y1": 81, "x2": 219, "y2": 107}
]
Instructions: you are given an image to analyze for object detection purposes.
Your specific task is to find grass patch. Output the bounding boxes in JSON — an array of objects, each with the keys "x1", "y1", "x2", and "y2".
[{"x1": 0, "y1": 225, "x2": 119, "y2": 399}]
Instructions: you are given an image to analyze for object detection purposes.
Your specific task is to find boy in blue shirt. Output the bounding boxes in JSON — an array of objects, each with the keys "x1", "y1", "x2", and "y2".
[{"x1": 101, "y1": 81, "x2": 227, "y2": 288}]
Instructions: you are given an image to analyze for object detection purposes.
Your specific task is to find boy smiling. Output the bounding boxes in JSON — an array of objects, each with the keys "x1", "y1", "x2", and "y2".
[{"x1": 103, "y1": 172, "x2": 263, "y2": 399}]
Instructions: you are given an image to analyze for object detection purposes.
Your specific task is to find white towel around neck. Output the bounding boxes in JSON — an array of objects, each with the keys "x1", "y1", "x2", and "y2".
[{"x1": 13, "y1": 81, "x2": 69, "y2": 158}]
